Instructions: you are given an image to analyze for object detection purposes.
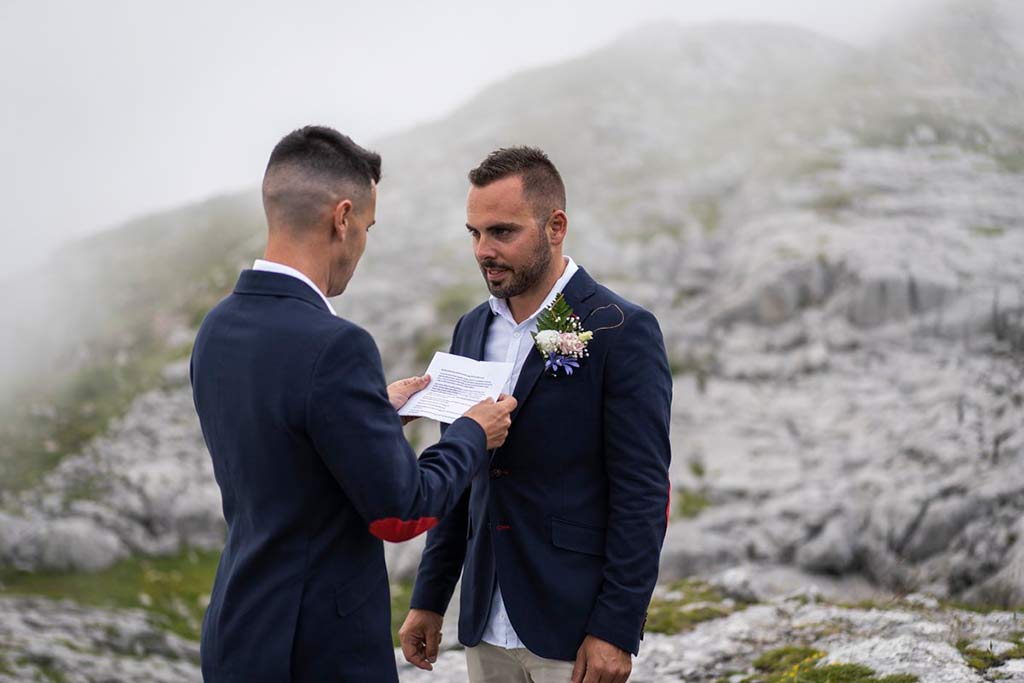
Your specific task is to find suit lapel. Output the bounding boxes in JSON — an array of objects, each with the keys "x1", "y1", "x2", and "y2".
[
  {"x1": 509, "y1": 268, "x2": 599, "y2": 414},
  {"x1": 459, "y1": 305, "x2": 492, "y2": 361}
]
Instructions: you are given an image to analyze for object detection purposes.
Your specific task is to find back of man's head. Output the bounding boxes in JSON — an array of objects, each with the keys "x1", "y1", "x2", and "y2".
[
  {"x1": 468, "y1": 146, "x2": 565, "y2": 227},
  {"x1": 262, "y1": 126, "x2": 381, "y2": 234}
]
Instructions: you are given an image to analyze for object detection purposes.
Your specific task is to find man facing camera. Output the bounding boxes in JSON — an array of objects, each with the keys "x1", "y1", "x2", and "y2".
[
  {"x1": 190, "y1": 126, "x2": 516, "y2": 683},
  {"x1": 400, "y1": 147, "x2": 672, "y2": 683}
]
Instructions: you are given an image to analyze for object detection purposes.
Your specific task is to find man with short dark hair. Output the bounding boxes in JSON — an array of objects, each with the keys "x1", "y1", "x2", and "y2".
[
  {"x1": 400, "y1": 147, "x2": 672, "y2": 683},
  {"x1": 191, "y1": 126, "x2": 517, "y2": 682}
]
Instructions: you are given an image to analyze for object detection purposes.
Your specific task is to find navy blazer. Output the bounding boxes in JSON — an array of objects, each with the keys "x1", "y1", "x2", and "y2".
[
  {"x1": 190, "y1": 270, "x2": 488, "y2": 682},
  {"x1": 410, "y1": 267, "x2": 672, "y2": 660}
]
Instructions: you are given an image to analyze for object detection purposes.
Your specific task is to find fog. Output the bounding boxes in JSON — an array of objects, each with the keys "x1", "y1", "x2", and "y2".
[{"x1": 0, "y1": 0, "x2": 936, "y2": 276}]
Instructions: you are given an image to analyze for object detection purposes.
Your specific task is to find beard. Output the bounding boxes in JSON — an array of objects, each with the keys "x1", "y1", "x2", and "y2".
[{"x1": 479, "y1": 229, "x2": 552, "y2": 299}]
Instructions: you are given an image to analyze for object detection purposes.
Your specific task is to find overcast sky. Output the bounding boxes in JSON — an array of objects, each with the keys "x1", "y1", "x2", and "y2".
[{"x1": 0, "y1": 0, "x2": 937, "y2": 275}]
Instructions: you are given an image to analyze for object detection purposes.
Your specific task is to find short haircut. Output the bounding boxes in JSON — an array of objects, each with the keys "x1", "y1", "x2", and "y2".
[
  {"x1": 468, "y1": 147, "x2": 565, "y2": 227},
  {"x1": 262, "y1": 126, "x2": 381, "y2": 231}
]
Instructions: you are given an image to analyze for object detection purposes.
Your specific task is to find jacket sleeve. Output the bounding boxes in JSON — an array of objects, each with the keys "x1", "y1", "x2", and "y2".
[
  {"x1": 307, "y1": 322, "x2": 487, "y2": 542},
  {"x1": 408, "y1": 485, "x2": 471, "y2": 615},
  {"x1": 409, "y1": 314, "x2": 473, "y2": 614},
  {"x1": 585, "y1": 308, "x2": 673, "y2": 654}
]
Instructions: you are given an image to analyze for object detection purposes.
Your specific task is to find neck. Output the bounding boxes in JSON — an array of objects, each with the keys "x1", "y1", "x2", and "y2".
[
  {"x1": 507, "y1": 256, "x2": 568, "y2": 324},
  {"x1": 262, "y1": 240, "x2": 331, "y2": 298}
]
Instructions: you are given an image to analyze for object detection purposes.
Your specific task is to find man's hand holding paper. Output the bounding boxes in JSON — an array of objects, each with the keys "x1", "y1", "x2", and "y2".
[{"x1": 398, "y1": 352, "x2": 515, "y2": 425}]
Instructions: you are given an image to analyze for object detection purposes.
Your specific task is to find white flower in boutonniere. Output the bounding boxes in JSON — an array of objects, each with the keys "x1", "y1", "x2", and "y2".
[
  {"x1": 532, "y1": 293, "x2": 593, "y2": 376},
  {"x1": 534, "y1": 329, "x2": 561, "y2": 355}
]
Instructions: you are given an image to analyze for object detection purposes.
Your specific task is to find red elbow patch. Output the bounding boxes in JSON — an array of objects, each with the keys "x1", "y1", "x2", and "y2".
[
  {"x1": 369, "y1": 517, "x2": 439, "y2": 542},
  {"x1": 666, "y1": 481, "x2": 672, "y2": 528}
]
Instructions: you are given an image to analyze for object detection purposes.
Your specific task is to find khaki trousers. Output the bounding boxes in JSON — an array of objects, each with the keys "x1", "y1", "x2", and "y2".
[{"x1": 466, "y1": 641, "x2": 576, "y2": 683}]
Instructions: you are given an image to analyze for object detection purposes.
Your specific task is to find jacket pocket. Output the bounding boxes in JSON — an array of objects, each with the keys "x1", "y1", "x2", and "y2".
[
  {"x1": 550, "y1": 517, "x2": 606, "y2": 557},
  {"x1": 335, "y1": 564, "x2": 386, "y2": 616}
]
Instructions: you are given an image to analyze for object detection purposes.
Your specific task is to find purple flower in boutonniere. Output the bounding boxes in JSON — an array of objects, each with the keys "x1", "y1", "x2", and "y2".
[{"x1": 532, "y1": 294, "x2": 594, "y2": 377}]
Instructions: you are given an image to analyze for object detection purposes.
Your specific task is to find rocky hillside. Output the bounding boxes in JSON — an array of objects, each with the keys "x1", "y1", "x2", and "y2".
[{"x1": 1, "y1": 0, "x2": 1023, "y2": 680}]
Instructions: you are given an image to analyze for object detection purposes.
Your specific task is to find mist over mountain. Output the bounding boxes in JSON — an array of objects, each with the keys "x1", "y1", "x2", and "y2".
[{"x1": 2, "y1": 2, "x2": 1024, "y2": 680}]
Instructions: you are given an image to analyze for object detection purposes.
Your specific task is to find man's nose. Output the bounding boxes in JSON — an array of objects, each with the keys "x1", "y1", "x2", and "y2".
[{"x1": 475, "y1": 235, "x2": 497, "y2": 262}]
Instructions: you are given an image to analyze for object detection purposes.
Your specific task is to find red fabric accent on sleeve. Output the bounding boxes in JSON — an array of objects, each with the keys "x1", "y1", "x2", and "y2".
[
  {"x1": 666, "y1": 481, "x2": 672, "y2": 528},
  {"x1": 369, "y1": 517, "x2": 440, "y2": 542}
]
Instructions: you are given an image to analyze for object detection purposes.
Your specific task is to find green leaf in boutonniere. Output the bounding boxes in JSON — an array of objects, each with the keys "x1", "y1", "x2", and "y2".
[{"x1": 534, "y1": 293, "x2": 576, "y2": 333}]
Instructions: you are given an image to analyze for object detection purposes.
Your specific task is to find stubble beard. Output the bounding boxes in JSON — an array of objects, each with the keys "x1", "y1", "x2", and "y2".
[{"x1": 482, "y1": 230, "x2": 552, "y2": 299}]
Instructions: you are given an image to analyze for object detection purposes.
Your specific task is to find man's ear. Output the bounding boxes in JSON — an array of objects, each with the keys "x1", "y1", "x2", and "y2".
[
  {"x1": 333, "y1": 199, "x2": 353, "y2": 240},
  {"x1": 548, "y1": 209, "x2": 568, "y2": 246}
]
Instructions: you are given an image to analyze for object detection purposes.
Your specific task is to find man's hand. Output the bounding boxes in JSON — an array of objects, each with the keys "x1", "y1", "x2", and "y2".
[
  {"x1": 571, "y1": 635, "x2": 631, "y2": 683},
  {"x1": 388, "y1": 374, "x2": 430, "y2": 424},
  {"x1": 463, "y1": 394, "x2": 517, "y2": 449},
  {"x1": 399, "y1": 608, "x2": 444, "y2": 671}
]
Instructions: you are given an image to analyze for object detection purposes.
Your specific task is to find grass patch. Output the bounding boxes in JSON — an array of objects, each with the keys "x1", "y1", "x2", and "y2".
[
  {"x1": 0, "y1": 550, "x2": 220, "y2": 641},
  {"x1": 742, "y1": 646, "x2": 918, "y2": 682},
  {"x1": 969, "y1": 225, "x2": 1007, "y2": 238},
  {"x1": 390, "y1": 580, "x2": 414, "y2": 647},
  {"x1": 645, "y1": 579, "x2": 738, "y2": 635},
  {"x1": 688, "y1": 459, "x2": 706, "y2": 479},
  {"x1": 675, "y1": 487, "x2": 710, "y2": 519},
  {"x1": 956, "y1": 636, "x2": 1024, "y2": 674}
]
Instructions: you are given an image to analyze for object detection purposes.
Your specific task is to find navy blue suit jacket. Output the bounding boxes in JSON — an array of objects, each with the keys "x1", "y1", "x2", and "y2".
[
  {"x1": 190, "y1": 270, "x2": 488, "y2": 682},
  {"x1": 410, "y1": 267, "x2": 672, "y2": 660}
]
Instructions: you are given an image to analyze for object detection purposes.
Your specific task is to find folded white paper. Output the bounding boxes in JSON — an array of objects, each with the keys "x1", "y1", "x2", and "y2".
[{"x1": 397, "y1": 352, "x2": 514, "y2": 424}]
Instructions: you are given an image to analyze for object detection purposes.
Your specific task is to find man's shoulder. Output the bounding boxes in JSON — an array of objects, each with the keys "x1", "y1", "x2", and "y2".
[{"x1": 200, "y1": 291, "x2": 369, "y2": 348}]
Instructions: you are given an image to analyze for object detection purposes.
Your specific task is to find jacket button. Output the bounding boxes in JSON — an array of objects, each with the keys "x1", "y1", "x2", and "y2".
[{"x1": 490, "y1": 468, "x2": 510, "y2": 479}]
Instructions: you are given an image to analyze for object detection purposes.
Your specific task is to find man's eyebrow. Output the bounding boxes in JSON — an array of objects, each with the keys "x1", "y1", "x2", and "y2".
[{"x1": 465, "y1": 222, "x2": 523, "y2": 231}]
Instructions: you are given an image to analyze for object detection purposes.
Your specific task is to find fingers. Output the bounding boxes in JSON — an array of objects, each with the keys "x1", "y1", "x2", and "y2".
[
  {"x1": 571, "y1": 649, "x2": 586, "y2": 683},
  {"x1": 496, "y1": 394, "x2": 517, "y2": 412},
  {"x1": 400, "y1": 374, "x2": 430, "y2": 391},
  {"x1": 398, "y1": 614, "x2": 435, "y2": 671},
  {"x1": 399, "y1": 632, "x2": 432, "y2": 670},
  {"x1": 424, "y1": 624, "x2": 441, "y2": 663}
]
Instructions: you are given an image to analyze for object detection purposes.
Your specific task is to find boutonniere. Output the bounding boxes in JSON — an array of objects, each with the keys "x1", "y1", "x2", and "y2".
[{"x1": 532, "y1": 293, "x2": 593, "y2": 376}]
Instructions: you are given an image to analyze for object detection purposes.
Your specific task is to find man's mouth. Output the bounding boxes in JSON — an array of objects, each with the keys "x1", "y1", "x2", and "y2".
[{"x1": 483, "y1": 266, "x2": 510, "y2": 281}]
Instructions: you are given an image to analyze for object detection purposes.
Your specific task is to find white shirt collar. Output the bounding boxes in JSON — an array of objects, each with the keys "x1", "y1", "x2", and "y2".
[
  {"x1": 252, "y1": 259, "x2": 337, "y2": 316},
  {"x1": 487, "y1": 256, "x2": 579, "y2": 325}
]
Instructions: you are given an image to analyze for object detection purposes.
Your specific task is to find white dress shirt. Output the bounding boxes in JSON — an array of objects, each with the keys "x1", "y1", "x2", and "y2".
[
  {"x1": 480, "y1": 256, "x2": 579, "y2": 650},
  {"x1": 252, "y1": 259, "x2": 336, "y2": 316}
]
